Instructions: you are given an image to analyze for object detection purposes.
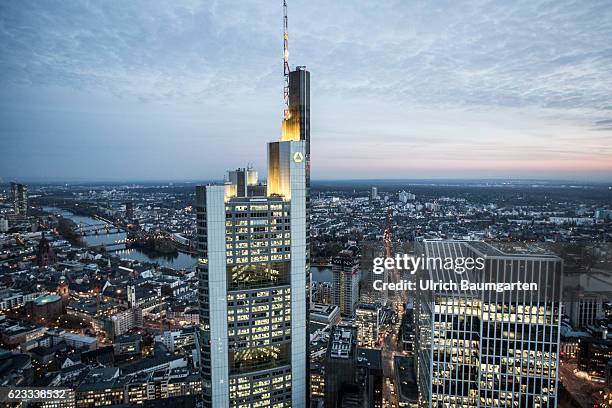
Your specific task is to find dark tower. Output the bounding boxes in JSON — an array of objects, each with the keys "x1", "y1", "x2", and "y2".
[
  {"x1": 125, "y1": 201, "x2": 134, "y2": 221},
  {"x1": 10, "y1": 182, "x2": 28, "y2": 215},
  {"x1": 36, "y1": 233, "x2": 56, "y2": 267}
]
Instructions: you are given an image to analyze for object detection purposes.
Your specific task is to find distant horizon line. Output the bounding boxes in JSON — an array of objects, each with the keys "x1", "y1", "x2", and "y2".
[{"x1": 1, "y1": 177, "x2": 611, "y2": 185}]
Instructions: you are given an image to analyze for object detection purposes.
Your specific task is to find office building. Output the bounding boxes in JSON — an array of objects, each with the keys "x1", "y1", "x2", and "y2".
[
  {"x1": 359, "y1": 242, "x2": 387, "y2": 306},
  {"x1": 401, "y1": 308, "x2": 415, "y2": 355},
  {"x1": 10, "y1": 182, "x2": 27, "y2": 215},
  {"x1": 324, "y1": 326, "x2": 383, "y2": 408},
  {"x1": 577, "y1": 337, "x2": 612, "y2": 382},
  {"x1": 310, "y1": 303, "x2": 341, "y2": 325},
  {"x1": 226, "y1": 167, "x2": 260, "y2": 198},
  {"x1": 565, "y1": 293, "x2": 606, "y2": 328},
  {"x1": 355, "y1": 303, "x2": 381, "y2": 348},
  {"x1": 371, "y1": 187, "x2": 378, "y2": 200},
  {"x1": 395, "y1": 356, "x2": 418, "y2": 408},
  {"x1": 314, "y1": 281, "x2": 333, "y2": 304},
  {"x1": 310, "y1": 361, "x2": 325, "y2": 400},
  {"x1": 196, "y1": 70, "x2": 309, "y2": 407},
  {"x1": 284, "y1": 64, "x2": 311, "y2": 311},
  {"x1": 415, "y1": 240, "x2": 563, "y2": 408},
  {"x1": 563, "y1": 270, "x2": 611, "y2": 328},
  {"x1": 332, "y1": 248, "x2": 360, "y2": 316}
]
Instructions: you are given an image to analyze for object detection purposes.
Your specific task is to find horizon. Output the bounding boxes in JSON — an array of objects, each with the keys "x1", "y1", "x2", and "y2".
[{"x1": 2, "y1": 176, "x2": 611, "y2": 186}]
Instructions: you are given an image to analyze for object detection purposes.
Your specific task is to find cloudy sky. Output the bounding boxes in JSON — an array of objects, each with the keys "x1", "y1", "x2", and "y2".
[{"x1": 1, "y1": 0, "x2": 611, "y2": 181}]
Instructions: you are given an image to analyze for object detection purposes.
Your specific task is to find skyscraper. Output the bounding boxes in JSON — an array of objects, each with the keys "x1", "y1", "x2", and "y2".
[
  {"x1": 196, "y1": 135, "x2": 307, "y2": 407},
  {"x1": 196, "y1": 3, "x2": 310, "y2": 405},
  {"x1": 371, "y1": 187, "x2": 378, "y2": 200},
  {"x1": 415, "y1": 240, "x2": 563, "y2": 408},
  {"x1": 10, "y1": 182, "x2": 27, "y2": 215},
  {"x1": 332, "y1": 248, "x2": 360, "y2": 317},
  {"x1": 359, "y1": 242, "x2": 387, "y2": 306},
  {"x1": 283, "y1": 65, "x2": 311, "y2": 308}
]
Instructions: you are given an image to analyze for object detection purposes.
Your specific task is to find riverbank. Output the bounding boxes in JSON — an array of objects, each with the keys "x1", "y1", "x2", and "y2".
[{"x1": 43, "y1": 207, "x2": 197, "y2": 271}]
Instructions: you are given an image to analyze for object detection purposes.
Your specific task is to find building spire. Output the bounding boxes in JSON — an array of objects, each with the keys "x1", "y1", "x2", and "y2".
[{"x1": 283, "y1": 0, "x2": 290, "y2": 122}]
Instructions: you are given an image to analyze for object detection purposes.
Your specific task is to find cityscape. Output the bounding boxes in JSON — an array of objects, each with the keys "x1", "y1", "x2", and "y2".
[{"x1": 1, "y1": 1, "x2": 612, "y2": 408}]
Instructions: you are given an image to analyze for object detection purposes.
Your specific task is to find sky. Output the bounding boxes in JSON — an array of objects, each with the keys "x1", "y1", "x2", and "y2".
[{"x1": 1, "y1": 0, "x2": 611, "y2": 182}]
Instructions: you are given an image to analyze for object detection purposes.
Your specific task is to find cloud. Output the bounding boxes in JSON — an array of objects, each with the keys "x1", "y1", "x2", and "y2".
[{"x1": 1, "y1": 0, "x2": 611, "y2": 180}]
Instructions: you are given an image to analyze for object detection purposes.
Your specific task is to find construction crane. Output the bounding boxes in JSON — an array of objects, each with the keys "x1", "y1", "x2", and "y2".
[{"x1": 282, "y1": 0, "x2": 290, "y2": 122}]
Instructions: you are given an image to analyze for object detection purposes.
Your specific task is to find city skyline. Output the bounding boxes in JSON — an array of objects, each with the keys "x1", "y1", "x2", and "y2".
[
  {"x1": 2, "y1": 1, "x2": 612, "y2": 181},
  {"x1": 0, "y1": 2, "x2": 611, "y2": 407}
]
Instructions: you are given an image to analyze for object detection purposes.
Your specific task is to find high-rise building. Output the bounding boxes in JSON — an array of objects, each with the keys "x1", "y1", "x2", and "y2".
[
  {"x1": 10, "y1": 182, "x2": 27, "y2": 215},
  {"x1": 124, "y1": 202, "x2": 134, "y2": 221},
  {"x1": 360, "y1": 242, "x2": 387, "y2": 306},
  {"x1": 355, "y1": 303, "x2": 381, "y2": 348},
  {"x1": 197, "y1": 3, "x2": 310, "y2": 404},
  {"x1": 283, "y1": 65, "x2": 311, "y2": 305},
  {"x1": 332, "y1": 248, "x2": 360, "y2": 317},
  {"x1": 196, "y1": 73, "x2": 310, "y2": 408},
  {"x1": 415, "y1": 240, "x2": 563, "y2": 408},
  {"x1": 371, "y1": 187, "x2": 378, "y2": 200}
]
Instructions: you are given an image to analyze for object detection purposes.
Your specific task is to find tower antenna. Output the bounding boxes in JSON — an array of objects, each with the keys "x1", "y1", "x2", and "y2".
[{"x1": 283, "y1": 0, "x2": 290, "y2": 121}]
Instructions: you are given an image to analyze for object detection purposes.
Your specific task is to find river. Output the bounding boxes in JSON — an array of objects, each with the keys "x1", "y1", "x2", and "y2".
[
  {"x1": 44, "y1": 207, "x2": 197, "y2": 271},
  {"x1": 311, "y1": 266, "x2": 333, "y2": 283},
  {"x1": 45, "y1": 206, "x2": 337, "y2": 276}
]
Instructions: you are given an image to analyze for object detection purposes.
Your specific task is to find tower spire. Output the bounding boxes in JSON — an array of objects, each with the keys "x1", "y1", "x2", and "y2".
[{"x1": 283, "y1": 0, "x2": 289, "y2": 122}]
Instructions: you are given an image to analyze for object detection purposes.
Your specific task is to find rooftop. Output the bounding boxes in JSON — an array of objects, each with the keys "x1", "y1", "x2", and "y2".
[{"x1": 33, "y1": 293, "x2": 61, "y2": 306}]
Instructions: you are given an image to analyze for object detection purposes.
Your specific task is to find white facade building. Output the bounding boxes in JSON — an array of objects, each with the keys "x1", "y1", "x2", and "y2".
[{"x1": 197, "y1": 141, "x2": 307, "y2": 407}]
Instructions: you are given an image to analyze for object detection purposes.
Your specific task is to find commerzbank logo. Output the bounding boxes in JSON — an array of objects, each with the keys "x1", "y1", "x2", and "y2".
[{"x1": 293, "y1": 151, "x2": 304, "y2": 163}]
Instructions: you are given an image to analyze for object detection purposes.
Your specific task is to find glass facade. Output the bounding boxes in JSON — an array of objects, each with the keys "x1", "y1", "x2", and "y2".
[
  {"x1": 197, "y1": 140, "x2": 307, "y2": 407},
  {"x1": 415, "y1": 240, "x2": 563, "y2": 408}
]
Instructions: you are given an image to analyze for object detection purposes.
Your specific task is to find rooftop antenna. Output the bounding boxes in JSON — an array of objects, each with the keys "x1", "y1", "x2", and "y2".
[{"x1": 283, "y1": 0, "x2": 290, "y2": 122}]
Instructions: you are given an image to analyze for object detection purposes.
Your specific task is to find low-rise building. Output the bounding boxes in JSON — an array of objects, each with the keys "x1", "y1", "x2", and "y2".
[{"x1": 311, "y1": 303, "x2": 341, "y2": 325}]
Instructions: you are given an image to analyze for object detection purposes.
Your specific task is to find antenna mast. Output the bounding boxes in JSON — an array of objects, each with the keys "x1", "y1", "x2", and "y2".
[{"x1": 283, "y1": 0, "x2": 290, "y2": 121}]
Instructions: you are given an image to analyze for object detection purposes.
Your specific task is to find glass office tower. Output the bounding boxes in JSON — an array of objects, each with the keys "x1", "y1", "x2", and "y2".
[
  {"x1": 10, "y1": 182, "x2": 28, "y2": 215},
  {"x1": 196, "y1": 68, "x2": 310, "y2": 408},
  {"x1": 415, "y1": 240, "x2": 563, "y2": 408}
]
